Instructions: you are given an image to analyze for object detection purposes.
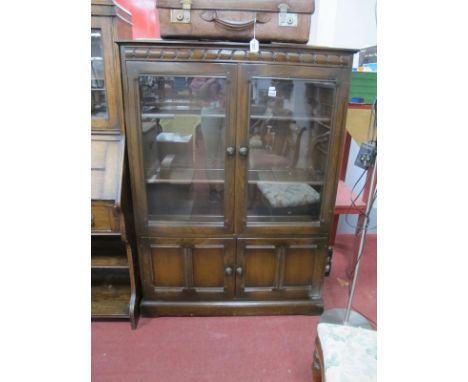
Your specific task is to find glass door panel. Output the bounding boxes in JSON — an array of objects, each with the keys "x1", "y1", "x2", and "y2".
[
  {"x1": 246, "y1": 77, "x2": 336, "y2": 224},
  {"x1": 91, "y1": 29, "x2": 108, "y2": 119},
  {"x1": 139, "y1": 75, "x2": 228, "y2": 224}
]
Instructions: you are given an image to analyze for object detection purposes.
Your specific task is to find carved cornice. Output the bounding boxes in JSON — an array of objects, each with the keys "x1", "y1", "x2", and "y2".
[{"x1": 123, "y1": 45, "x2": 353, "y2": 67}]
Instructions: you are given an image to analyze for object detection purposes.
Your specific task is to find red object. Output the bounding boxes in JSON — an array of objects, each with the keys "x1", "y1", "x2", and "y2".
[
  {"x1": 330, "y1": 104, "x2": 377, "y2": 246},
  {"x1": 330, "y1": 130, "x2": 365, "y2": 245},
  {"x1": 335, "y1": 180, "x2": 366, "y2": 215},
  {"x1": 92, "y1": 234, "x2": 376, "y2": 382},
  {"x1": 116, "y1": 0, "x2": 160, "y2": 39}
]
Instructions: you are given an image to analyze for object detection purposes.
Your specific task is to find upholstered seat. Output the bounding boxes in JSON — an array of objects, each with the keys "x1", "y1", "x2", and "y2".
[
  {"x1": 257, "y1": 182, "x2": 320, "y2": 208},
  {"x1": 315, "y1": 323, "x2": 377, "y2": 382}
]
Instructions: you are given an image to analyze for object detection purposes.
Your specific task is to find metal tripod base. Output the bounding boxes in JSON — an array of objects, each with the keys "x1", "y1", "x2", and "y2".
[{"x1": 319, "y1": 308, "x2": 373, "y2": 329}]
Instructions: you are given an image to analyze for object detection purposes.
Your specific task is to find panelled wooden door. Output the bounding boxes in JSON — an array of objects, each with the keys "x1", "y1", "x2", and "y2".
[
  {"x1": 236, "y1": 238, "x2": 328, "y2": 300},
  {"x1": 140, "y1": 238, "x2": 236, "y2": 301},
  {"x1": 139, "y1": 237, "x2": 327, "y2": 301}
]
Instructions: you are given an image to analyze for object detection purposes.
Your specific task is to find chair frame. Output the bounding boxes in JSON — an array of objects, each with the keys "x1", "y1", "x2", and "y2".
[{"x1": 312, "y1": 337, "x2": 326, "y2": 382}]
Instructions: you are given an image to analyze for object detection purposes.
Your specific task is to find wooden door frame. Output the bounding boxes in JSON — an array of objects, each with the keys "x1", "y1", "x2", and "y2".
[
  {"x1": 91, "y1": 16, "x2": 121, "y2": 131},
  {"x1": 121, "y1": 60, "x2": 239, "y2": 237},
  {"x1": 234, "y1": 64, "x2": 351, "y2": 236}
]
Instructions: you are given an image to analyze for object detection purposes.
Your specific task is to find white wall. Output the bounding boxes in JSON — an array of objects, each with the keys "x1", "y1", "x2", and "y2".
[
  {"x1": 309, "y1": 0, "x2": 378, "y2": 234},
  {"x1": 309, "y1": 0, "x2": 377, "y2": 49}
]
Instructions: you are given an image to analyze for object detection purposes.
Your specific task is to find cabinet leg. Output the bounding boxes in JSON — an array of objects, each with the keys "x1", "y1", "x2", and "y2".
[
  {"x1": 329, "y1": 214, "x2": 340, "y2": 247},
  {"x1": 324, "y1": 246, "x2": 333, "y2": 277},
  {"x1": 125, "y1": 240, "x2": 139, "y2": 330},
  {"x1": 129, "y1": 293, "x2": 138, "y2": 330},
  {"x1": 312, "y1": 348, "x2": 323, "y2": 382}
]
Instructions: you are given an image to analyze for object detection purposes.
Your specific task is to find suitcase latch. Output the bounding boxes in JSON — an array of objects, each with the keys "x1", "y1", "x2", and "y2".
[
  {"x1": 171, "y1": 0, "x2": 192, "y2": 23},
  {"x1": 278, "y1": 3, "x2": 298, "y2": 27}
]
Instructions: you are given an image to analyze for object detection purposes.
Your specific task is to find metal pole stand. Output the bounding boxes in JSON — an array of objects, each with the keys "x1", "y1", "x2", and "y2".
[{"x1": 319, "y1": 159, "x2": 377, "y2": 329}]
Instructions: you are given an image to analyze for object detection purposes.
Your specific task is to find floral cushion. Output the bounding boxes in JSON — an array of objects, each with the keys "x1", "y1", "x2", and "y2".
[
  {"x1": 317, "y1": 323, "x2": 377, "y2": 382},
  {"x1": 257, "y1": 182, "x2": 320, "y2": 208},
  {"x1": 249, "y1": 135, "x2": 264, "y2": 148}
]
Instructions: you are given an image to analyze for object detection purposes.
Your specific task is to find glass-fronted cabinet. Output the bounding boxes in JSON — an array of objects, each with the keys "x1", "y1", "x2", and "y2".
[
  {"x1": 120, "y1": 41, "x2": 355, "y2": 316},
  {"x1": 91, "y1": 2, "x2": 131, "y2": 131},
  {"x1": 91, "y1": 1, "x2": 136, "y2": 328}
]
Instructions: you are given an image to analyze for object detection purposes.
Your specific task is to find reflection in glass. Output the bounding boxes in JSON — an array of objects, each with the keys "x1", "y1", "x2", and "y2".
[
  {"x1": 247, "y1": 78, "x2": 336, "y2": 223},
  {"x1": 91, "y1": 29, "x2": 108, "y2": 118},
  {"x1": 139, "y1": 75, "x2": 227, "y2": 223}
]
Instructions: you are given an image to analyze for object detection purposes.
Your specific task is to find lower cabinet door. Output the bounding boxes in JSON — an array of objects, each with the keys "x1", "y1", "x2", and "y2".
[
  {"x1": 140, "y1": 237, "x2": 235, "y2": 301},
  {"x1": 236, "y1": 237, "x2": 328, "y2": 300}
]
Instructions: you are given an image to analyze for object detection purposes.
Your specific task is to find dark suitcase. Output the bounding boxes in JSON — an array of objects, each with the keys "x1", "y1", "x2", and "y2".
[{"x1": 156, "y1": 0, "x2": 315, "y2": 43}]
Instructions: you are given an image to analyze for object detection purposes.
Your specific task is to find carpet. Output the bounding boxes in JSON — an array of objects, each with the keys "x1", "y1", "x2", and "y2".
[{"x1": 92, "y1": 234, "x2": 377, "y2": 382}]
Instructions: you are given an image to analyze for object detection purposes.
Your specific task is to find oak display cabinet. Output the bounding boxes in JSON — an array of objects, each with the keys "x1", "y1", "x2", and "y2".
[
  {"x1": 120, "y1": 40, "x2": 356, "y2": 316},
  {"x1": 91, "y1": 0, "x2": 139, "y2": 328}
]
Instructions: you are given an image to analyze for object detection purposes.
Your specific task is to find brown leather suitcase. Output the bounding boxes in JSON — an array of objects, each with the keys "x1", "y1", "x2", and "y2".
[{"x1": 157, "y1": 0, "x2": 315, "y2": 43}]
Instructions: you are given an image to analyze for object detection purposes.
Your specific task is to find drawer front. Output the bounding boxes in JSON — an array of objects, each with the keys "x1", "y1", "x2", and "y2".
[
  {"x1": 91, "y1": 204, "x2": 119, "y2": 233},
  {"x1": 236, "y1": 237, "x2": 328, "y2": 300},
  {"x1": 139, "y1": 237, "x2": 235, "y2": 301}
]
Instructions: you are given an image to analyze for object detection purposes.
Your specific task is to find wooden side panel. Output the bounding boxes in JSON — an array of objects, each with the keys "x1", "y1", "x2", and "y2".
[
  {"x1": 91, "y1": 202, "x2": 119, "y2": 233},
  {"x1": 242, "y1": 245, "x2": 276, "y2": 288},
  {"x1": 283, "y1": 247, "x2": 316, "y2": 286},
  {"x1": 151, "y1": 245, "x2": 185, "y2": 287},
  {"x1": 192, "y1": 246, "x2": 225, "y2": 287}
]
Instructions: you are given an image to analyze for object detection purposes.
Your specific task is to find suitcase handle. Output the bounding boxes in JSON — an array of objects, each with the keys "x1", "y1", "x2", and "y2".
[{"x1": 200, "y1": 11, "x2": 270, "y2": 31}]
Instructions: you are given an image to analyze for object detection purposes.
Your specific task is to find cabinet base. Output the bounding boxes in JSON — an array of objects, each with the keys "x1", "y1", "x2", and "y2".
[{"x1": 140, "y1": 299, "x2": 324, "y2": 317}]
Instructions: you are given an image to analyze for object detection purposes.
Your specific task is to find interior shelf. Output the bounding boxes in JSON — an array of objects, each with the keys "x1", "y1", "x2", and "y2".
[
  {"x1": 250, "y1": 115, "x2": 331, "y2": 122},
  {"x1": 249, "y1": 169, "x2": 324, "y2": 185},
  {"x1": 91, "y1": 283, "x2": 131, "y2": 318},
  {"x1": 147, "y1": 168, "x2": 224, "y2": 184},
  {"x1": 141, "y1": 112, "x2": 225, "y2": 119},
  {"x1": 91, "y1": 255, "x2": 128, "y2": 269}
]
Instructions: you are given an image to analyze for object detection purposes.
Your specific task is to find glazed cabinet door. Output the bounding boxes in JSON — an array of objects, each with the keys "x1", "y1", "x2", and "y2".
[
  {"x1": 235, "y1": 65, "x2": 349, "y2": 235},
  {"x1": 236, "y1": 237, "x2": 328, "y2": 300},
  {"x1": 139, "y1": 238, "x2": 235, "y2": 301},
  {"x1": 91, "y1": 17, "x2": 121, "y2": 131},
  {"x1": 123, "y1": 61, "x2": 238, "y2": 235}
]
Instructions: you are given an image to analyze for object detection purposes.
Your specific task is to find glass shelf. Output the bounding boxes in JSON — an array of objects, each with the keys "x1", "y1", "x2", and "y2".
[
  {"x1": 147, "y1": 168, "x2": 224, "y2": 184},
  {"x1": 141, "y1": 112, "x2": 225, "y2": 119},
  {"x1": 250, "y1": 114, "x2": 331, "y2": 123}
]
